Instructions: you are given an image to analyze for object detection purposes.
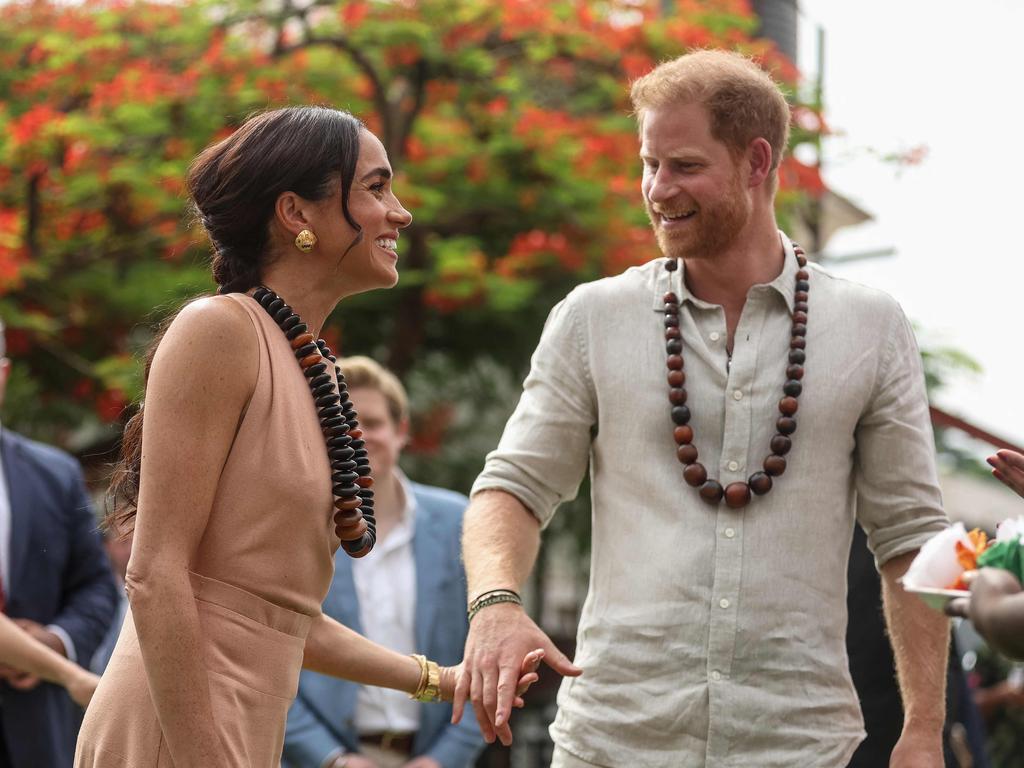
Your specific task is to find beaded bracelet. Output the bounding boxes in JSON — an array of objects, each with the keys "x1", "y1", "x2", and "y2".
[{"x1": 467, "y1": 589, "x2": 523, "y2": 622}]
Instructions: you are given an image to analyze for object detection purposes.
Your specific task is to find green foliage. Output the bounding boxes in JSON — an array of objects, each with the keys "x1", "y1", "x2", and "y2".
[{"x1": 0, "y1": 0, "x2": 819, "y2": 466}]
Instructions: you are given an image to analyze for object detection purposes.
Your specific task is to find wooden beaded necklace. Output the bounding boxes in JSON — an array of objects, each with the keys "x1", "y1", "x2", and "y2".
[
  {"x1": 252, "y1": 286, "x2": 377, "y2": 557},
  {"x1": 662, "y1": 244, "x2": 808, "y2": 509}
]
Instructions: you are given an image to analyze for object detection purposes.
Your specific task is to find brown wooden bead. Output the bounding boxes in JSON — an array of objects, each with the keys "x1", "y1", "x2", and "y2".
[
  {"x1": 666, "y1": 327, "x2": 682, "y2": 340},
  {"x1": 346, "y1": 538, "x2": 374, "y2": 559},
  {"x1": 748, "y1": 471, "x2": 773, "y2": 495},
  {"x1": 668, "y1": 370, "x2": 685, "y2": 387},
  {"x1": 699, "y1": 480, "x2": 723, "y2": 503},
  {"x1": 335, "y1": 497, "x2": 362, "y2": 511},
  {"x1": 777, "y1": 416, "x2": 797, "y2": 435},
  {"x1": 333, "y1": 507, "x2": 362, "y2": 526},
  {"x1": 676, "y1": 444, "x2": 698, "y2": 464},
  {"x1": 794, "y1": 301, "x2": 808, "y2": 313},
  {"x1": 663, "y1": 292, "x2": 679, "y2": 304},
  {"x1": 356, "y1": 476, "x2": 374, "y2": 488},
  {"x1": 336, "y1": 518, "x2": 368, "y2": 542},
  {"x1": 290, "y1": 332, "x2": 315, "y2": 349},
  {"x1": 666, "y1": 339, "x2": 683, "y2": 354},
  {"x1": 790, "y1": 336, "x2": 806, "y2": 349},
  {"x1": 795, "y1": 290, "x2": 809, "y2": 303},
  {"x1": 683, "y1": 462, "x2": 707, "y2": 487},
  {"x1": 796, "y1": 269, "x2": 809, "y2": 280},
  {"x1": 664, "y1": 302, "x2": 680, "y2": 315},
  {"x1": 664, "y1": 315, "x2": 679, "y2": 327},
  {"x1": 783, "y1": 380, "x2": 802, "y2": 397},
  {"x1": 791, "y1": 323, "x2": 807, "y2": 337},
  {"x1": 770, "y1": 434, "x2": 792, "y2": 455},
  {"x1": 664, "y1": 258, "x2": 678, "y2": 271},
  {"x1": 667, "y1": 354, "x2": 684, "y2": 370},
  {"x1": 796, "y1": 254, "x2": 808, "y2": 267},
  {"x1": 669, "y1": 388, "x2": 687, "y2": 405},
  {"x1": 779, "y1": 396, "x2": 799, "y2": 416},
  {"x1": 786, "y1": 364, "x2": 804, "y2": 380},
  {"x1": 300, "y1": 353, "x2": 323, "y2": 368},
  {"x1": 673, "y1": 425, "x2": 694, "y2": 444},
  {"x1": 793, "y1": 311, "x2": 808, "y2": 324},
  {"x1": 724, "y1": 482, "x2": 751, "y2": 509},
  {"x1": 764, "y1": 455, "x2": 787, "y2": 476},
  {"x1": 789, "y1": 349, "x2": 806, "y2": 364}
]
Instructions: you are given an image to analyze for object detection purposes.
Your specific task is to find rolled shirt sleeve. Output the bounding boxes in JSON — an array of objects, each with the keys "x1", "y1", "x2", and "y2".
[
  {"x1": 854, "y1": 301, "x2": 948, "y2": 567},
  {"x1": 472, "y1": 291, "x2": 597, "y2": 527}
]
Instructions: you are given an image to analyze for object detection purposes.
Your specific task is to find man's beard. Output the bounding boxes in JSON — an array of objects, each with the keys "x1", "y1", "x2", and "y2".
[{"x1": 646, "y1": 174, "x2": 750, "y2": 261}]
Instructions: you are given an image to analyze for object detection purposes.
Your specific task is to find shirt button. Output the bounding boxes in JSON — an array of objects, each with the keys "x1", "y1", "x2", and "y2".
[
  {"x1": 727, "y1": 460, "x2": 739, "y2": 472},
  {"x1": 709, "y1": 331, "x2": 721, "y2": 341},
  {"x1": 724, "y1": 527, "x2": 736, "y2": 538},
  {"x1": 719, "y1": 598, "x2": 730, "y2": 609},
  {"x1": 711, "y1": 670, "x2": 722, "y2": 681},
  {"x1": 732, "y1": 389, "x2": 743, "y2": 401}
]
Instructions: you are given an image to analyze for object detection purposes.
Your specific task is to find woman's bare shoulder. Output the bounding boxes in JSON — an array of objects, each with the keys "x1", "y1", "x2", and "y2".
[{"x1": 150, "y1": 294, "x2": 260, "y2": 402}]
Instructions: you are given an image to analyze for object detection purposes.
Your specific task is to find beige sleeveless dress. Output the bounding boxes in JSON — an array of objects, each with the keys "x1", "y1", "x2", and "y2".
[{"x1": 76, "y1": 293, "x2": 340, "y2": 767}]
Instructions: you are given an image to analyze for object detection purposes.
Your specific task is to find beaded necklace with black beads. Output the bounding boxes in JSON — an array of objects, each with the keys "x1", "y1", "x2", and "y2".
[
  {"x1": 662, "y1": 244, "x2": 809, "y2": 509},
  {"x1": 252, "y1": 286, "x2": 377, "y2": 557}
]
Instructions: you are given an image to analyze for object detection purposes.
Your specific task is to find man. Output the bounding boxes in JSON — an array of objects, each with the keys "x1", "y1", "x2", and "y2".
[
  {"x1": 284, "y1": 356, "x2": 483, "y2": 768},
  {"x1": 454, "y1": 50, "x2": 951, "y2": 767},
  {"x1": 89, "y1": 528, "x2": 132, "y2": 674},
  {"x1": 0, "y1": 317, "x2": 118, "y2": 767}
]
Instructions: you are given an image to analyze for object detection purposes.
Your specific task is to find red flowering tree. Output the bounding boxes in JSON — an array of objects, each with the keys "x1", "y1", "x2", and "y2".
[{"x1": 0, "y1": 0, "x2": 823, "y2": 474}]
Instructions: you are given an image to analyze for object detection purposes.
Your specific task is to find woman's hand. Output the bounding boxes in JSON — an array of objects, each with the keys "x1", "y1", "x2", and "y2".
[
  {"x1": 65, "y1": 668, "x2": 101, "y2": 708},
  {"x1": 947, "y1": 568, "x2": 1024, "y2": 660},
  {"x1": 442, "y1": 648, "x2": 544, "y2": 713}
]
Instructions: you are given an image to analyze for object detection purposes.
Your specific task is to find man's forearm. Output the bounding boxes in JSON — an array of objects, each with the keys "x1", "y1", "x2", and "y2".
[
  {"x1": 462, "y1": 490, "x2": 542, "y2": 599},
  {"x1": 881, "y1": 550, "x2": 949, "y2": 728}
]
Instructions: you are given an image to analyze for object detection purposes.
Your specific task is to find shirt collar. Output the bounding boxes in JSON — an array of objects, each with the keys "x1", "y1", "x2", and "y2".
[
  {"x1": 652, "y1": 230, "x2": 799, "y2": 316},
  {"x1": 374, "y1": 468, "x2": 417, "y2": 554}
]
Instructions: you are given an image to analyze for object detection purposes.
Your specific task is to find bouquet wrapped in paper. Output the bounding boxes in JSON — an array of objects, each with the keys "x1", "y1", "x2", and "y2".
[{"x1": 902, "y1": 517, "x2": 1024, "y2": 609}]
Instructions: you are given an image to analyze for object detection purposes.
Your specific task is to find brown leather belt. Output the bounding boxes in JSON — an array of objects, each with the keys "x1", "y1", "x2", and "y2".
[{"x1": 359, "y1": 731, "x2": 416, "y2": 754}]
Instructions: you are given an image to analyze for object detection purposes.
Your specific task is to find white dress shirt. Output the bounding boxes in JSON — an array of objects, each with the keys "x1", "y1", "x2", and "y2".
[{"x1": 351, "y1": 470, "x2": 420, "y2": 734}]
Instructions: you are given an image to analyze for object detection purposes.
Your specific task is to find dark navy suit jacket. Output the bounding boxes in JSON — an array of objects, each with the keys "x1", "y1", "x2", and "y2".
[
  {"x1": 283, "y1": 482, "x2": 483, "y2": 768},
  {"x1": 0, "y1": 429, "x2": 118, "y2": 768}
]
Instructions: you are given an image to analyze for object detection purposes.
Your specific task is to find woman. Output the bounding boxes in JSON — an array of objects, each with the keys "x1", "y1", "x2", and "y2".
[
  {"x1": 75, "y1": 107, "x2": 538, "y2": 767},
  {"x1": 0, "y1": 613, "x2": 99, "y2": 707}
]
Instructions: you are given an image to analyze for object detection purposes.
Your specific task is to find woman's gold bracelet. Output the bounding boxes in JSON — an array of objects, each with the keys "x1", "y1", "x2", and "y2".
[{"x1": 408, "y1": 654, "x2": 441, "y2": 703}]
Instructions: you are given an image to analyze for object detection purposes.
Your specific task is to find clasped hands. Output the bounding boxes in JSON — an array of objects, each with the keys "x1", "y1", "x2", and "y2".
[{"x1": 452, "y1": 600, "x2": 582, "y2": 746}]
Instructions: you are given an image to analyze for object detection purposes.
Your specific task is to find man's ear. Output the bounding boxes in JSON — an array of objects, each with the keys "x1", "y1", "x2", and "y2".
[
  {"x1": 747, "y1": 138, "x2": 774, "y2": 189},
  {"x1": 274, "y1": 191, "x2": 315, "y2": 238}
]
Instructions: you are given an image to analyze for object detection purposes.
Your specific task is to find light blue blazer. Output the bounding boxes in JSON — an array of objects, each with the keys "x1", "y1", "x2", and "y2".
[{"x1": 283, "y1": 482, "x2": 484, "y2": 768}]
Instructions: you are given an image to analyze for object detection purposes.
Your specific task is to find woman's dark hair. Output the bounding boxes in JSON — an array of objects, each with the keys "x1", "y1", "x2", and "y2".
[{"x1": 106, "y1": 106, "x2": 364, "y2": 533}]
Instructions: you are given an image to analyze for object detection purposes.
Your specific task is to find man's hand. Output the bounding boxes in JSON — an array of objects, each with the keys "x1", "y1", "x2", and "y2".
[
  {"x1": 988, "y1": 449, "x2": 1024, "y2": 498},
  {"x1": 889, "y1": 723, "x2": 943, "y2": 767},
  {"x1": 947, "y1": 568, "x2": 1024, "y2": 659},
  {"x1": 402, "y1": 757, "x2": 441, "y2": 768},
  {"x1": 452, "y1": 602, "x2": 581, "y2": 746}
]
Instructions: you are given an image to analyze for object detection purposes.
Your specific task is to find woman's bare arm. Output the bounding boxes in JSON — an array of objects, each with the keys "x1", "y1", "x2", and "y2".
[
  {"x1": 125, "y1": 296, "x2": 258, "y2": 766},
  {"x1": 0, "y1": 613, "x2": 99, "y2": 706}
]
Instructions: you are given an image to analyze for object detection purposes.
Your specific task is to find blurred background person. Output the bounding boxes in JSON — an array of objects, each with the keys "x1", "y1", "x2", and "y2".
[
  {"x1": 0, "y1": 317, "x2": 119, "y2": 768},
  {"x1": 284, "y1": 356, "x2": 483, "y2": 768},
  {"x1": 89, "y1": 529, "x2": 132, "y2": 675}
]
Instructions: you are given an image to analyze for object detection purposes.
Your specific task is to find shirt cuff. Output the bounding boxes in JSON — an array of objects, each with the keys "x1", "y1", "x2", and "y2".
[
  {"x1": 46, "y1": 624, "x2": 76, "y2": 664},
  {"x1": 319, "y1": 746, "x2": 347, "y2": 768}
]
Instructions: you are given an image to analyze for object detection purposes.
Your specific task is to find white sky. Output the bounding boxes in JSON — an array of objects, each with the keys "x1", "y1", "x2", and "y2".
[{"x1": 796, "y1": 0, "x2": 1024, "y2": 451}]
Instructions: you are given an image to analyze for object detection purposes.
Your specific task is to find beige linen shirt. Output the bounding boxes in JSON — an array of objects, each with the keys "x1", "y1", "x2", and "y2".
[{"x1": 472, "y1": 232, "x2": 948, "y2": 768}]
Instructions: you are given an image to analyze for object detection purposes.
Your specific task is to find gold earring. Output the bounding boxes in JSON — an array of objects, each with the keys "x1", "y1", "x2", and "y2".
[{"x1": 295, "y1": 229, "x2": 317, "y2": 252}]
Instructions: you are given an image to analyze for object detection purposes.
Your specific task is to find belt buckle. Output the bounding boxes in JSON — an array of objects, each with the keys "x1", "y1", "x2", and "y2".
[{"x1": 380, "y1": 731, "x2": 401, "y2": 751}]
